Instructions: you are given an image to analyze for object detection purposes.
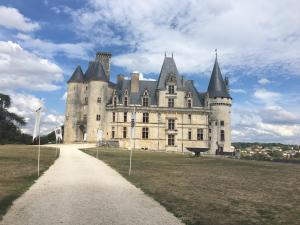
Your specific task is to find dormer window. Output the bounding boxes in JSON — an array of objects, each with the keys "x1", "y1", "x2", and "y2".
[
  {"x1": 168, "y1": 85, "x2": 174, "y2": 94},
  {"x1": 187, "y1": 99, "x2": 192, "y2": 108},
  {"x1": 142, "y1": 90, "x2": 149, "y2": 107},
  {"x1": 113, "y1": 96, "x2": 117, "y2": 106},
  {"x1": 124, "y1": 89, "x2": 129, "y2": 106}
]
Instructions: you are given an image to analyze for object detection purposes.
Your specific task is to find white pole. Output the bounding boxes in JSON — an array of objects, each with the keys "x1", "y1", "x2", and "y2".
[
  {"x1": 38, "y1": 126, "x2": 41, "y2": 177},
  {"x1": 129, "y1": 106, "x2": 136, "y2": 176}
]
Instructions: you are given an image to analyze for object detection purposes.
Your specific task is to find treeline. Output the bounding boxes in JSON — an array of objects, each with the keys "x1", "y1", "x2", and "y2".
[
  {"x1": 232, "y1": 142, "x2": 299, "y2": 150},
  {"x1": 0, "y1": 93, "x2": 63, "y2": 145}
]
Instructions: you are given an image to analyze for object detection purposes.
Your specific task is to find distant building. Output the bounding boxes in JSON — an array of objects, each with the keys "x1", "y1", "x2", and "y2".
[{"x1": 64, "y1": 52, "x2": 232, "y2": 154}]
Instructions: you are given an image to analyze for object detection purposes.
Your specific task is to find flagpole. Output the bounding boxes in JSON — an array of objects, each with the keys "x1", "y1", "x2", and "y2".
[
  {"x1": 38, "y1": 117, "x2": 41, "y2": 177},
  {"x1": 129, "y1": 105, "x2": 135, "y2": 176}
]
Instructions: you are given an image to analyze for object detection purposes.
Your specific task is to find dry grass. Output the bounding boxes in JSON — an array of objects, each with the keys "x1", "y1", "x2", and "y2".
[
  {"x1": 0, "y1": 145, "x2": 58, "y2": 220},
  {"x1": 83, "y1": 148, "x2": 300, "y2": 225}
]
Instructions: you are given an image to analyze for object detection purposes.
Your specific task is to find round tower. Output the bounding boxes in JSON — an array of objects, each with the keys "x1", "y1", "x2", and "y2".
[
  {"x1": 207, "y1": 52, "x2": 232, "y2": 154},
  {"x1": 85, "y1": 53, "x2": 112, "y2": 142},
  {"x1": 64, "y1": 66, "x2": 85, "y2": 143}
]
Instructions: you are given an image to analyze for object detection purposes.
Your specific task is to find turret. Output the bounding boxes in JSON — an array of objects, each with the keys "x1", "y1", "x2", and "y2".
[
  {"x1": 207, "y1": 51, "x2": 232, "y2": 154},
  {"x1": 64, "y1": 66, "x2": 85, "y2": 143}
]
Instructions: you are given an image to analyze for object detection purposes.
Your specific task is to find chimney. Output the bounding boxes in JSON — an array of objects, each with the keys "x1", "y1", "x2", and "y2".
[
  {"x1": 117, "y1": 74, "x2": 125, "y2": 82},
  {"x1": 131, "y1": 72, "x2": 139, "y2": 93},
  {"x1": 96, "y1": 52, "x2": 112, "y2": 81}
]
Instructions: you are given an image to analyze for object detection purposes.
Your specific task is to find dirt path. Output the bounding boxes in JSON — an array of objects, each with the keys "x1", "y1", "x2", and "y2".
[{"x1": 0, "y1": 144, "x2": 182, "y2": 225}]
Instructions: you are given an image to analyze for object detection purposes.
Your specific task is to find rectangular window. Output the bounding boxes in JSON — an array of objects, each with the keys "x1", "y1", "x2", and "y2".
[
  {"x1": 220, "y1": 121, "x2": 224, "y2": 126},
  {"x1": 124, "y1": 97, "x2": 128, "y2": 106},
  {"x1": 123, "y1": 127, "x2": 127, "y2": 138},
  {"x1": 188, "y1": 130, "x2": 192, "y2": 140},
  {"x1": 168, "y1": 85, "x2": 174, "y2": 94},
  {"x1": 209, "y1": 128, "x2": 211, "y2": 133},
  {"x1": 143, "y1": 97, "x2": 149, "y2": 107},
  {"x1": 112, "y1": 112, "x2": 116, "y2": 122},
  {"x1": 197, "y1": 128, "x2": 204, "y2": 140},
  {"x1": 97, "y1": 97, "x2": 101, "y2": 103},
  {"x1": 221, "y1": 130, "x2": 225, "y2": 141},
  {"x1": 112, "y1": 127, "x2": 115, "y2": 139},
  {"x1": 96, "y1": 114, "x2": 101, "y2": 121},
  {"x1": 143, "y1": 112, "x2": 149, "y2": 123},
  {"x1": 168, "y1": 119, "x2": 175, "y2": 130},
  {"x1": 187, "y1": 99, "x2": 192, "y2": 108},
  {"x1": 142, "y1": 127, "x2": 149, "y2": 139},
  {"x1": 168, "y1": 98, "x2": 174, "y2": 108},
  {"x1": 168, "y1": 134, "x2": 175, "y2": 146},
  {"x1": 124, "y1": 112, "x2": 127, "y2": 122},
  {"x1": 84, "y1": 97, "x2": 88, "y2": 105},
  {"x1": 209, "y1": 122, "x2": 211, "y2": 126}
]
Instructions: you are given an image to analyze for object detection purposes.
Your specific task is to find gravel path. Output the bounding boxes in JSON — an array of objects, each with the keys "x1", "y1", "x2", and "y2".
[{"x1": 1, "y1": 144, "x2": 183, "y2": 225}]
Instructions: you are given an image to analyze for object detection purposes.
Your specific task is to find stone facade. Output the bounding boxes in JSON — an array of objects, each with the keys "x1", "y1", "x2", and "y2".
[{"x1": 64, "y1": 52, "x2": 232, "y2": 154}]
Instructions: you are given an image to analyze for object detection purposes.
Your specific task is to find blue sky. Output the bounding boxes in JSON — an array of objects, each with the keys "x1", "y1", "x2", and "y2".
[{"x1": 0, "y1": 0, "x2": 299, "y2": 143}]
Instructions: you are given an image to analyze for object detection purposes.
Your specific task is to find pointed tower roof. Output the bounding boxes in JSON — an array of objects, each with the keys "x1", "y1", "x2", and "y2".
[
  {"x1": 85, "y1": 61, "x2": 108, "y2": 82},
  {"x1": 156, "y1": 55, "x2": 183, "y2": 89},
  {"x1": 207, "y1": 53, "x2": 230, "y2": 98},
  {"x1": 67, "y1": 65, "x2": 84, "y2": 83}
]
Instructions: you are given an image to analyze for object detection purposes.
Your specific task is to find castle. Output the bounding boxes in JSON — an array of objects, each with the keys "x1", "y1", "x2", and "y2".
[{"x1": 64, "y1": 52, "x2": 232, "y2": 155}]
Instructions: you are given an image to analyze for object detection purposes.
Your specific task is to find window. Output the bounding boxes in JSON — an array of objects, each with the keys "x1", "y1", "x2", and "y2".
[
  {"x1": 209, "y1": 128, "x2": 211, "y2": 133},
  {"x1": 97, "y1": 97, "x2": 101, "y2": 103},
  {"x1": 168, "y1": 134, "x2": 175, "y2": 146},
  {"x1": 188, "y1": 114, "x2": 191, "y2": 120},
  {"x1": 168, "y1": 119, "x2": 175, "y2": 130},
  {"x1": 112, "y1": 112, "x2": 116, "y2": 122},
  {"x1": 124, "y1": 97, "x2": 128, "y2": 106},
  {"x1": 124, "y1": 112, "x2": 127, "y2": 122},
  {"x1": 83, "y1": 114, "x2": 87, "y2": 121},
  {"x1": 84, "y1": 97, "x2": 88, "y2": 105},
  {"x1": 142, "y1": 127, "x2": 149, "y2": 139},
  {"x1": 168, "y1": 85, "x2": 174, "y2": 94},
  {"x1": 143, "y1": 112, "x2": 149, "y2": 123},
  {"x1": 221, "y1": 130, "x2": 225, "y2": 141},
  {"x1": 168, "y1": 98, "x2": 174, "y2": 108},
  {"x1": 113, "y1": 96, "x2": 117, "y2": 106},
  {"x1": 142, "y1": 97, "x2": 149, "y2": 107},
  {"x1": 215, "y1": 121, "x2": 218, "y2": 126},
  {"x1": 96, "y1": 114, "x2": 101, "y2": 121},
  {"x1": 187, "y1": 99, "x2": 192, "y2": 108},
  {"x1": 112, "y1": 127, "x2": 115, "y2": 139},
  {"x1": 197, "y1": 128, "x2": 204, "y2": 140},
  {"x1": 209, "y1": 122, "x2": 211, "y2": 126},
  {"x1": 188, "y1": 130, "x2": 192, "y2": 140},
  {"x1": 123, "y1": 127, "x2": 127, "y2": 138},
  {"x1": 220, "y1": 121, "x2": 224, "y2": 126}
]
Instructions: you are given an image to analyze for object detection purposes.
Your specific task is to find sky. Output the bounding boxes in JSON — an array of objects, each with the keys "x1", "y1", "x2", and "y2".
[{"x1": 0, "y1": 0, "x2": 299, "y2": 144}]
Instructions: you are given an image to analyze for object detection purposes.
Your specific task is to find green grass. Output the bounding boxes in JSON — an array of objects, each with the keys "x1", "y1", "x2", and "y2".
[
  {"x1": 82, "y1": 148, "x2": 300, "y2": 225},
  {"x1": 0, "y1": 145, "x2": 58, "y2": 220}
]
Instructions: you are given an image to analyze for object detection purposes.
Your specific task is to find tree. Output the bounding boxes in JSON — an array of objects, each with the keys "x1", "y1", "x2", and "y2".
[{"x1": 0, "y1": 93, "x2": 26, "y2": 144}]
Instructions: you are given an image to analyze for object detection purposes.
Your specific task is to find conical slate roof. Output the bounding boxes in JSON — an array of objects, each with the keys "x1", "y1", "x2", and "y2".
[
  {"x1": 156, "y1": 56, "x2": 183, "y2": 90},
  {"x1": 207, "y1": 56, "x2": 230, "y2": 98},
  {"x1": 67, "y1": 66, "x2": 84, "y2": 83},
  {"x1": 85, "y1": 61, "x2": 108, "y2": 81}
]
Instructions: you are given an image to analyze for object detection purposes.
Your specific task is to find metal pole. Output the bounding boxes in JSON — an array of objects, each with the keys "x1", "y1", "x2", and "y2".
[
  {"x1": 182, "y1": 113, "x2": 183, "y2": 153},
  {"x1": 38, "y1": 129, "x2": 41, "y2": 177},
  {"x1": 129, "y1": 106, "x2": 136, "y2": 176}
]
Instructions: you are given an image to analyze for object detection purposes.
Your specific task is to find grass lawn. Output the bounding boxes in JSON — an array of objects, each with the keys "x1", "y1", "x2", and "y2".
[
  {"x1": 82, "y1": 148, "x2": 300, "y2": 225},
  {"x1": 0, "y1": 145, "x2": 58, "y2": 220}
]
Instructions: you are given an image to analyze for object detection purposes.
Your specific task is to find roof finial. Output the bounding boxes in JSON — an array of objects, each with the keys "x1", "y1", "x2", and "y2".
[
  {"x1": 165, "y1": 51, "x2": 166, "y2": 57},
  {"x1": 172, "y1": 52, "x2": 173, "y2": 58},
  {"x1": 215, "y1": 48, "x2": 218, "y2": 59}
]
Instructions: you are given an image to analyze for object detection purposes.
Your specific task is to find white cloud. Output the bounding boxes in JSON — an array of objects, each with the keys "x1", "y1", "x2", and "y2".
[
  {"x1": 15, "y1": 33, "x2": 93, "y2": 60},
  {"x1": 0, "y1": 41, "x2": 63, "y2": 91},
  {"x1": 231, "y1": 88, "x2": 246, "y2": 94},
  {"x1": 0, "y1": 6, "x2": 40, "y2": 32},
  {"x1": 253, "y1": 89, "x2": 281, "y2": 104},
  {"x1": 67, "y1": 0, "x2": 300, "y2": 75},
  {"x1": 258, "y1": 78, "x2": 271, "y2": 85},
  {"x1": 7, "y1": 92, "x2": 64, "y2": 135}
]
